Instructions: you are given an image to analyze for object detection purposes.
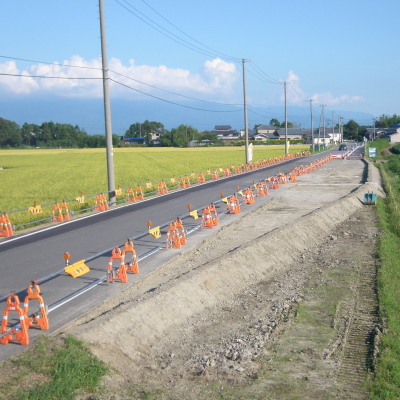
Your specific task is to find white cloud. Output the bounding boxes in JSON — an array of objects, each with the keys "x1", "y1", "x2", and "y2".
[
  {"x1": 0, "y1": 56, "x2": 238, "y2": 100},
  {"x1": 0, "y1": 61, "x2": 39, "y2": 94},
  {"x1": 310, "y1": 92, "x2": 364, "y2": 106},
  {"x1": 279, "y1": 71, "x2": 364, "y2": 107}
]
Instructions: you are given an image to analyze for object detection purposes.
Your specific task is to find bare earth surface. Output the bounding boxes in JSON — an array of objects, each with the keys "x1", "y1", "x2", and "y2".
[{"x1": 53, "y1": 158, "x2": 384, "y2": 400}]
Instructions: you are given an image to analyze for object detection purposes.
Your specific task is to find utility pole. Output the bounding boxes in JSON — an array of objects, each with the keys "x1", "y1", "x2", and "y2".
[
  {"x1": 332, "y1": 111, "x2": 335, "y2": 138},
  {"x1": 320, "y1": 104, "x2": 326, "y2": 147},
  {"x1": 99, "y1": 0, "x2": 116, "y2": 205},
  {"x1": 284, "y1": 82, "x2": 288, "y2": 155},
  {"x1": 310, "y1": 99, "x2": 314, "y2": 152},
  {"x1": 373, "y1": 117, "x2": 376, "y2": 141},
  {"x1": 240, "y1": 59, "x2": 251, "y2": 164}
]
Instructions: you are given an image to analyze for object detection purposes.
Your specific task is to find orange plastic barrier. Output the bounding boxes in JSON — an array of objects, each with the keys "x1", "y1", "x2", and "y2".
[
  {"x1": 0, "y1": 293, "x2": 29, "y2": 345},
  {"x1": 61, "y1": 201, "x2": 70, "y2": 221},
  {"x1": 256, "y1": 181, "x2": 268, "y2": 197},
  {"x1": 136, "y1": 186, "x2": 144, "y2": 201},
  {"x1": 94, "y1": 194, "x2": 109, "y2": 211},
  {"x1": 157, "y1": 181, "x2": 169, "y2": 195},
  {"x1": 165, "y1": 221, "x2": 182, "y2": 248},
  {"x1": 227, "y1": 194, "x2": 241, "y2": 214},
  {"x1": 209, "y1": 204, "x2": 219, "y2": 226},
  {"x1": 51, "y1": 203, "x2": 63, "y2": 222},
  {"x1": 23, "y1": 282, "x2": 49, "y2": 331},
  {"x1": 201, "y1": 206, "x2": 214, "y2": 228},
  {"x1": 175, "y1": 217, "x2": 187, "y2": 245},
  {"x1": 243, "y1": 187, "x2": 255, "y2": 205},
  {"x1": 107, "y1": 247, "x2": 128, "y2": 283},
  {"x1": 197, "y1": 173, "x2": 206, "y2": 184},
  {"x1": 122, "y1": 239, "x2": 139, "y2": 274},
  {"x1": 0, "y1": 213, "x2": 13, "y2": 238},
  {"x1": 126, "y1": 187, "x2": 136, "y2": 202}
]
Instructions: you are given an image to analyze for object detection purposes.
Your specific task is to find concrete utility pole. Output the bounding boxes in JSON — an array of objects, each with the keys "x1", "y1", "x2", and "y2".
[
  {"x1": 284, "y1": 82, "x2": 288, "y2": 155},
  {"x1": 373, "y1": 117, "x2": 376, "y2": 141},
  {"x1": 310, "y1": 99, "x2": 314, "y2": 152},
  {"x1": 320, "y1": 104, "x2": 326, "y2": 147},
  {"x1": 332, "y1": 111, "x2": 335, "y2": 137},
  {"x1": 240, "y1": 59, "x2": 251, "y2": 164},
  {"x1": 99, "y1": 0, "x2": 116, "y2": 206}
]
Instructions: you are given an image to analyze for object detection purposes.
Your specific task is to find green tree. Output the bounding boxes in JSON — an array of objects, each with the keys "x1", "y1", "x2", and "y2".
[
  {"x1": 0, "y1": 118, "x2": 21, "y2": 147},
  {"x1": 124, "y1": 120, "x2": 164, "y2": 138},
  {"x1": 343, "y1": 120, "x2": 367, "y2": 141},
  {"x1": 375, "y1": 114, "x2": 400, "y2": 128},
  {"x1": 269, "y1": 118, "x2": 293, "y2": 128}
]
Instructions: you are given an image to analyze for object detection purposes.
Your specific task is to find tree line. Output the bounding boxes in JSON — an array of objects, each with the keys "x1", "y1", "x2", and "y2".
[
  {"x1": 1, "y1": 114, "x2": 399, "y2": 149},
  {"x1": 0, "y1": 119, "x2": 120, "y2": 148}
]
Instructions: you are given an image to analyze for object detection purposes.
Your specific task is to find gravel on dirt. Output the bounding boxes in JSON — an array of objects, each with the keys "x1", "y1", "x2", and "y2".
[{"x1": 63, "y1": 159, "x2": 384, "y2": 400}]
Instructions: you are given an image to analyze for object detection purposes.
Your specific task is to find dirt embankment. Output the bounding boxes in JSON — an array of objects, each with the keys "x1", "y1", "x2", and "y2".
[{"x1": 67, "y1": 160, "x2": 384, "y2": 400}]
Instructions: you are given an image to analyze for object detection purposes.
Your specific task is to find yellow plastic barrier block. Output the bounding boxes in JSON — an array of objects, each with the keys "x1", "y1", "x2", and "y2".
[
  {"x1": 76, "y1": 195, "x2": 85, "y2": 204},
  {"x1": 221, "y1": 197, "x2": 228, "y2": 204},
  {"x1": 189, "y1": 210, "x2": 199, "y2": 219},
  {"x1": 149, "y1": 226, "x2": 161, "y2": 239},
  {"x1": 115, "y1": 188, "x2": 123, "y2": 196},
  {"x1": 146, "y1": 182, "x2": 152, "y2": 189},
  {"x1": 29, "y1": 205, "x2": 42, "y2": 214},
  {"x1": 238, "y1": 190, "x2": 243, "y2": 196},
  {"x1": 64, "y1": 260, "x2": 90, "y2": 278}
]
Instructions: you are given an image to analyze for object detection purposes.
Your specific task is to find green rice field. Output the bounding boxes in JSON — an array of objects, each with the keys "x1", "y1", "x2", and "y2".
[{"x1": 0, "y1": 145, "x2": 309, "y2": 227}]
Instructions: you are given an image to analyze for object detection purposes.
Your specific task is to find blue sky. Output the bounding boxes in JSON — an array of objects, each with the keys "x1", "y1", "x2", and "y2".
[{"x1": 1, "y1": 0, "x2": 399, "y2": 132}]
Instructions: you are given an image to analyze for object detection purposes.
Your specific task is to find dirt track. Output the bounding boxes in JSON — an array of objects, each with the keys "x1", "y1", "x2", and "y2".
[{"x1": 66, "y1": 158, "x2": 384, "y2": 399}]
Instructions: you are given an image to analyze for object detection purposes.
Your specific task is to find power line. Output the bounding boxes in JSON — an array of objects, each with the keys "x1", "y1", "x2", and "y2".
[
  {"x1": 137, "y1": 0, "x2": 237, "y2": 61},
  {"x1": 114, "y1": 0, "x2": 237, "y2": 60},
  {"x1": 0, "y1": 54, "x2": 243, "y2": 108},
  {"x1": 109, "y1": 69, "x2": 243, "y2": 106},
  {"x1": 0, "y1": 55, "x2": 103, "y2": 71},
  {"x1": 0, "y1": 72, "x2": 101, "y2": 80},
  {"x1": 109, "y1": 77, "x2": 242, "y2": 113},
  {"x1": 248, "y1": 62, "x2": 280, "y2": 84}
]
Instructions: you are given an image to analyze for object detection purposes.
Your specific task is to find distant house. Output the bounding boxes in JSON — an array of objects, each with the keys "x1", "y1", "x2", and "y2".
[
  {"x1": 381, "y1": 122, "x2": 400, "y2": 143},
  {"x1": 256, "y1": 125, "x2": 278, "y2": 135},
  {"x1": 149, "y1": 128, "x2": 165, "y2": 141},
  {"x1": 275, "y1": 128, "x2": 304, "y2": 141},
  {"x1": 213, "y1": 125, "x2": 240, "y2": 141},
  {"x1": 305, "y1": 128, "x2": 341, "y2": 145},
  {"x1": 365, "y1": 127, "x2": 388, "y2": 141}
]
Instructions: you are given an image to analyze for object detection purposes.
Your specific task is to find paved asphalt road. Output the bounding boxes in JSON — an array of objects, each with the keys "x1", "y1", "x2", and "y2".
[{"x1": 0, "y1": 148, "x2": 357, "y2": 360}]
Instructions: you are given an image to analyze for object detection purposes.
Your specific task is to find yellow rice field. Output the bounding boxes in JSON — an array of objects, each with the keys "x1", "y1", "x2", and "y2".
[{"x1": 0, "y1": 146, "x2": 309, "y2": 226}]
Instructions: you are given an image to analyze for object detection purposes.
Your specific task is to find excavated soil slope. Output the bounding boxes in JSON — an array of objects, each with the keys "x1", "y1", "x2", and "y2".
[{"x1": 66, "y1": 159, "x2": 384, "y2": 400}]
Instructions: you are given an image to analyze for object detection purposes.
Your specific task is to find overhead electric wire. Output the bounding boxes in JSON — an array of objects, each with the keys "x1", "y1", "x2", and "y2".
[
  {"x1": 248, "y1": 62, "x2": 280, "y2": 84},
  {"x1": 0, "y1": 54, "x2": 244, "y2": 109},
  {"x1": 114, "y1": 0, "x2": 237, "y2": 60},
  {"x1": 0, "y1": 72, "x2": 101, "y2": 80},
  {"x1": 137, "y1": 0, "x2": 237, "y2": 61},
  {"x1": 0, "y1": 55, "x2": 103, "y2": 72},
  {"x1": 109, "y1": 77, "x2": 242, "y2": 113},
  {"x1": 108, "y1": 69, "x2": 242, "y2": 106}
]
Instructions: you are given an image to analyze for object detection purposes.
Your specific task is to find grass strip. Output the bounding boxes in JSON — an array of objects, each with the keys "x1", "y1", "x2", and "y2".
[
  {"x1": 370, "y1": 158, "x2": 400, "y2": 399},
  {"x1": 0, "y1": 335, "x2": 108, "y2": 400}
]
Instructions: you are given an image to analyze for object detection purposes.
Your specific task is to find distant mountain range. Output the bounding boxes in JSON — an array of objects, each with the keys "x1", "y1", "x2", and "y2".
[{"x1": 0, "y1": 95, "x2": 374, "y2": 135}]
